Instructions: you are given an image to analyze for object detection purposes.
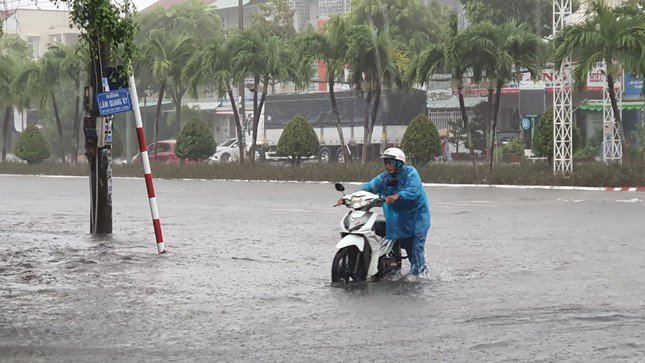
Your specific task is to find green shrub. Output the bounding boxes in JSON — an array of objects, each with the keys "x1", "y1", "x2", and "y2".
[
  {"x1": 276, "y1": 115, "x2": 319, "y2": 165},
  {"x1": 14, "y1": 125, "x2": 51, "y2": 163},
  {"x1": 176, "y1": 117, "x2": 217, "y2": 161},
  {"x1": 500, "y1": 138, "x2": 525, "y2": 155},
  {"x1": 532, "y1": 110, "x2": 553, "y2": 160},
  {"x1": 532, "y1": 110, "x2": 582, "y2": 161},
  {"x1": 400, "y1": 113, "x2": 441, "y2": 164}
]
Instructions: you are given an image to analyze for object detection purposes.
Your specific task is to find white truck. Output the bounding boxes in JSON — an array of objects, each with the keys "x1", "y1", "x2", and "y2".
[{"x1": 248, "y1": 88, "x2": 427, "y2": 163}]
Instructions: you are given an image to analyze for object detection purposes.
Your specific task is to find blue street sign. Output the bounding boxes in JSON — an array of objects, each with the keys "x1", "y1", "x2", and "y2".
[
  {"x1": 521, "y1": 118, "x2": 531, "y2": 130},
  {"x1": 97, "y1": 89, "x2": 132, "y2": 116}
]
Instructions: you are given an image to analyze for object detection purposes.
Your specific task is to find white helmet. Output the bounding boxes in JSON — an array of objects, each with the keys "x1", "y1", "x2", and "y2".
[{"x1": 380, "y1": 147, "x2": 406, "y2": 163}]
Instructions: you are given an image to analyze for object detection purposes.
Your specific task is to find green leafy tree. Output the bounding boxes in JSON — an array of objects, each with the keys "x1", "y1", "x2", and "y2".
[
  {"x1": 460, "y1": 0, "x2": 580, "y2": 37},
  {"x1": 294, "y1": 15, "x2": 354, "y2": 163},
  {"x1": 15, "y1": 125, "x2": 51, "y2": 163},
  {"x1": 552, "y1": 0, "x2": 645, "y2": 161},
  {"x1": 400, "y1": 114, "x2": 441, "y2": 165},
  {"x1": 448, "y1": 120, "x2": 466, "y2": 153},
  {"x1": 176, "y1": 117, "x2": 217, "y2": 161},
  {"x1": 137, "y1": 0, "x2": 222, "y2": 45},
  {"x1": 350, "y1": 0, "x2": 448, "y2": 49},
  {"x1": 276, "y1": 115, "x2": 319, "y2": 166},
  {"x1": 250, "y1": 0, "x2": 296, "y2": 39}
]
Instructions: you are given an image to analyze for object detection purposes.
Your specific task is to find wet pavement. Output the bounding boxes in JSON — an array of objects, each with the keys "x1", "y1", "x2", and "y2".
[{"x1": 1, "y1": 174, "x2": 644, "y2": 361}]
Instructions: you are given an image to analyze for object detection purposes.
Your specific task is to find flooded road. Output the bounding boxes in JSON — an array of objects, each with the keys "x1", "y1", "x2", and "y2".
[{"x1": 1, "y1": 174, "x2": 644, "y2": 361}]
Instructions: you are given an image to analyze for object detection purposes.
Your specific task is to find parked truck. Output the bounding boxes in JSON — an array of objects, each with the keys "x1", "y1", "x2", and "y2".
[{"x1": 248, "y1": 88, "x2": 427, "y2": 163}]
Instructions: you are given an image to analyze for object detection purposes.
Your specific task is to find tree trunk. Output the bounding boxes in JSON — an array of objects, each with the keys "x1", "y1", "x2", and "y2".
[
  {"x1": 51, "y1": 91, "x2": 66, "y2": 163},
  {"x1": 488, "y1": 80, "x2": 503, "y2": 171},
  {"x1": 607, "y1": 74, "x2": 629, "y2": 161},
  {"x1": 72, "y1": 80, "x2": 81, "y2": 163},
  {"x1": 228, "y1": 86, "x2": 245, "y2": 163},
  {"x1": 329, "y1": 74, "x2": 350, "y2": 163},
  {"x1": 2, "y1": 106, "x2": 12, "y2": 162},
  {"x1": 251, "y1": 75, "x2": 269, "y2": 165},
  {"x1": 250, "y1": 75, "x2": 260, "y2": 165},
  {"x1": 457, "y1": 79, "x2": 476, "y2": 167},
  {"x1": 368, "y1": 85, "x2": 381, "y2": 153},
  {"x1": 154, "y1": 81, "x2": 166, "y2": 158},
  {"x1": 174, "y1": 95, "x2": 182, "y2": 138},
  {"x1": 361, "y1": 90, "x2": 373, "y2": 165}
]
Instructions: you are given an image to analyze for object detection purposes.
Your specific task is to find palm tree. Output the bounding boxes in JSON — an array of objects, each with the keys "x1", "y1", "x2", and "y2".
[
  {"x1": 1, "y1": 37, "x2": 33, "y2": 162},
  {"x1": 553, "y1": 1, "x2": 645, "y2": 161},
  {"x1": 347, "y1": 24, "x2": 409, "y2": 165},
  {"x1": 144, "y1": 30, "x2": 194, "y2": 156},
  {"x1": 185, "y1": 35, "x2": 247, "y2": 163},
  {"x1": 295, "y1": 15, "x2": 354, "y2": 163},
  {"x1": 473, "y1": 21, "x2": 540, "y2": 170},
  {"x1": 408, "y1": 12, "x2": 489, "y2": 166},
  {"x1": 49, "y1": 43, "x2": 87, "y2": 163},
  {"x1": 234, "y1": 29, "x2": 293, "y2": 164},
  {"x1": 13, "y1": 52, "x2": 68, "y2": 162}
]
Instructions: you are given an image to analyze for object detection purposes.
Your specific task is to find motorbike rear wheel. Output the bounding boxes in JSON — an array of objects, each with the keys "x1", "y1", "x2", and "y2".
[{"x1": 331, "y1": 246, "x2": 367, "y2": 284}]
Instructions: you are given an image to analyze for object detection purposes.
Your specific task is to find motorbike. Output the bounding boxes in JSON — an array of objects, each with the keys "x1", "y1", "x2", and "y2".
[{"x1": 331, "y1": 183, "x2": 403, "y2": 284}]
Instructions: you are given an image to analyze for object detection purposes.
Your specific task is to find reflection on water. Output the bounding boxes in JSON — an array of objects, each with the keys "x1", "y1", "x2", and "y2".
[{"x1": 1, "y1": 175, "x2": 644, "y2": 361}]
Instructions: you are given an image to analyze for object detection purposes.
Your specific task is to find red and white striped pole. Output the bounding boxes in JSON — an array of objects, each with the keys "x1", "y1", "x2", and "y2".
[{"x1": 128, "y1": 74, "x2": 166, "y2": 254}]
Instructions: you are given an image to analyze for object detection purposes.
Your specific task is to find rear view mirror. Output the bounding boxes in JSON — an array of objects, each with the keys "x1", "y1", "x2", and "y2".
[
  {"x1": 335, "y1": 183, "x2": 345, "y2": 192},
  {"x1": 386, "y1": 178, "x2": 398, "y2": 187}
]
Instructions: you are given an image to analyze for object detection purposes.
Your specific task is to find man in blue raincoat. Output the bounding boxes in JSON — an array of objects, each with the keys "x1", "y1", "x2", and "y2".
[{"x1": 361, "y1": 147, "x2": 431, "y2": 277}]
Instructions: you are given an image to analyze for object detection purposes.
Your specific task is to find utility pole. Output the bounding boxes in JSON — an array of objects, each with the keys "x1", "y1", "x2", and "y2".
[{"x1": 84, "y1": 31, "x2": 113, "y2": 234}]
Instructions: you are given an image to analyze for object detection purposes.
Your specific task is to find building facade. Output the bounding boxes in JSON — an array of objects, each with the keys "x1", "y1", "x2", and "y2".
[{"x1": 1, "y1": 8, "x2": 79, "y2": 59}]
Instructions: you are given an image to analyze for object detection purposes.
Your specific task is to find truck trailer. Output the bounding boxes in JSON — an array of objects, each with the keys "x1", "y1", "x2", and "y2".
[{"x1": 253, "y1": 88, "x2": 427, "y2": 162}]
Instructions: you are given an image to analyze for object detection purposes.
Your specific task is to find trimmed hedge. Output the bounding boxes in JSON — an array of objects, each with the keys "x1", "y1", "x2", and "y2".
[
  {"x1": 14, "y1": 125, "x2": 51, "y2": 163},
  {"x1": 400, "y1": 114, "x2": 441, "y2": 165},
  {"x1": 176, "y1": 117, "x2": 217, "y2": 161},
  {"x1": 276, "y1": 115, "x2": 319, "y2": 165}
]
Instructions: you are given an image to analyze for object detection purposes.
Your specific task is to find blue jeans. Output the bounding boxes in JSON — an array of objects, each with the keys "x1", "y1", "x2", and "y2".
[{"x1": 399, "y1": 236, "x2": 427, "y2": 276}]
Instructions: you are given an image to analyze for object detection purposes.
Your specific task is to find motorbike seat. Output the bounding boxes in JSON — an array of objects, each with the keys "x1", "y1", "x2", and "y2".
[{"x1": 373, "y1": 218, "x2": 386, "y2": 238}]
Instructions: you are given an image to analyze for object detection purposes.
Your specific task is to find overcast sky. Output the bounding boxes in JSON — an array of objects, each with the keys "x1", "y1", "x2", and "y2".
[{"x1": 6, "y1": 0, "x2": 159, "y2": 13}]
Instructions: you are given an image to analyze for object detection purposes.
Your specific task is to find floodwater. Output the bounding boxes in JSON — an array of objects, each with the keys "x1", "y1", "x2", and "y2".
[{"x1": 1, "y1": 174, "x2": 644, "y2": 361}]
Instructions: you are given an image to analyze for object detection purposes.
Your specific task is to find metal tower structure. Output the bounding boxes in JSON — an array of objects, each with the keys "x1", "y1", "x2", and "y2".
[
  {"x1": 552, "y1": 0, "x2": 573, "y2": 174},
  {"x1": 602, "y1": 69, "x2": 623, "y2": 162},
  {"x1": 602, "y1": 0, "x2": 623, "y2": 163}
]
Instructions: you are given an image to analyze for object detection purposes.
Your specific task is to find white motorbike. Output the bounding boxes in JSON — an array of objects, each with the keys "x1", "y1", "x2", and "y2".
[{"x1": 331, "y1": 183, "x2": 403, "y2": 284}]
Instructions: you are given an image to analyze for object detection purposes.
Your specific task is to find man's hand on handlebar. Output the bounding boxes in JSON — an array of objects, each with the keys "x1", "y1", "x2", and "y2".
[{"x1": 385, "y1": 194, "x2": 400, "y2": 205}]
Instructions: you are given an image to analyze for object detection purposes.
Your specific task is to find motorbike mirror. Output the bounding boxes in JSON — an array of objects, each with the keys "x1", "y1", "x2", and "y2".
[
  {"x1": 335, "y1": 183, "x2": 345, "y2": 192},
  {"x1": 386, "y1": 178, "x2": 398, "y2": 187}
]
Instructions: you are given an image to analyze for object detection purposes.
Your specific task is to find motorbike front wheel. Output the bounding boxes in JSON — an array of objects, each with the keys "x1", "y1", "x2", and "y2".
[{"x1": 331, "y1": 246, "x2": 367, "y2": 284}]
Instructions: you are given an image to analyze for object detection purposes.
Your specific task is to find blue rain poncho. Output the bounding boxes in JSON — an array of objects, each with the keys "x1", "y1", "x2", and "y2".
[{"x1": 360, "y1": 165, "x2": 431, "y2": 241}]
